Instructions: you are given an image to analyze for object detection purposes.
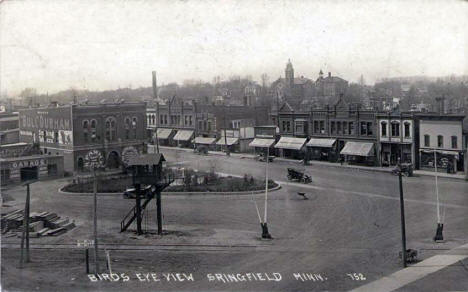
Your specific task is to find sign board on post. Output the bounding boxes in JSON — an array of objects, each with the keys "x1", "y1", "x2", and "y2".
[
  {"x1": 77, "y1": 239, "x2": 95, "y2": 248},
  {"x1": 84, "y1": 150, "x2": 104, "y2": 170},
  {"x1": 122, "y1": 146, "x2": 139, "y2": 166}
]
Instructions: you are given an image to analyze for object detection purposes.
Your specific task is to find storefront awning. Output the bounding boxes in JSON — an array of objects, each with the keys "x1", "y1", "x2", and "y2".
[
  {"x1": 249, "y1": 138, "x2": 275, "y2": 148},
  {"x1": 156, "y1": 128, "x2": 173, "y2": 140},
  {"x1": 173, "y1": 130, "x2": 194, "y2": 141},
  {"x1": 340, "y1": 142, "x2": 374, "y2": 156},
  {"x1": 216, "y1": 137, "x2": 239, "y2": 146},
  {"x1": 274, "y1": 137, "x2": 307, "y2": 150},
  {"x1": 307, "y1": 138, "x2": 336, "y2": 148},
  {"x1": 193, "y1": 137, "x2": 216, "y2": 145}
]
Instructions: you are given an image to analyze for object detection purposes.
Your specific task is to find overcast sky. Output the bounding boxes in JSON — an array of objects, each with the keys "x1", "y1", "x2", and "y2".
[{"x1": 1, "y1": 0, "x2": 467, "y2": 96}]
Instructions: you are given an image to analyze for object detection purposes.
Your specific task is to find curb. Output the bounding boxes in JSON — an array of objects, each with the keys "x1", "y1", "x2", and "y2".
[{"x1": 58, "y1": 182, "x2": 282, "y2": 196}]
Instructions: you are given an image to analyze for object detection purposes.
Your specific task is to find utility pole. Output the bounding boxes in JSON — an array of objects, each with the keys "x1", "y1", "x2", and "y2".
[
  {"x1": 93, "y1": 168, "x2": 100, "y2": 274},
  {"x1": 223, "y1": 105, "x2": 230, "y2": 156},
  {"x1": 433, "y1": 150, "x2": 443, "y2": 241},
  {"x1": 156, "y1": 190, "x2": 162, "y2": 235},
  {"x1": 135, "y1": 183, "x2": 142, "y2": 235},
  {"x1": 398, "y1": 168, "x2": 407, "y2": 268},
  {"x1": 261, "y1": 147, "x2": 272, "y2": 239},
  {"x1": 20, "y1": 182, "x2": 32, "y2": 267}
]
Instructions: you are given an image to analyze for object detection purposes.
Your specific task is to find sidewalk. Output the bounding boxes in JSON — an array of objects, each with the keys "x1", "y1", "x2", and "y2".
[{"x1": 159, "y1": 146, "x2": 467, "y2": 180}]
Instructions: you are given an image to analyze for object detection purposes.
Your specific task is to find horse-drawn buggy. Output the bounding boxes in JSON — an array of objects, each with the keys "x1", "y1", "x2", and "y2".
[{"x1": 391, "y1": 163, "x2": 414, "y2": 177}]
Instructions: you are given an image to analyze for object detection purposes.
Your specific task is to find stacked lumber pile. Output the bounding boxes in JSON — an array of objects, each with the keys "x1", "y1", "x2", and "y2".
[{"x1": 1, "y1": 209, "x2": 76, "y2": 238}]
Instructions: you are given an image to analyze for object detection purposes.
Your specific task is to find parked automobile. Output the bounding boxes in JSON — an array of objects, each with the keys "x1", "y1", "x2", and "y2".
[{"x1": 123, "y1": 185, "x2": 152, "y2": 199}]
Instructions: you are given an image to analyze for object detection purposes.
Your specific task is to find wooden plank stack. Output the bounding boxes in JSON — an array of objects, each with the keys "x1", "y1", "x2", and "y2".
[{"x1": 1, "y1": 209, "x2": 75, "y2": 237}]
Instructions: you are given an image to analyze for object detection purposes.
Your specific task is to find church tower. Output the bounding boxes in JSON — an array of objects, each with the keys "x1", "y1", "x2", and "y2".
[{"x1": 285, "y1": 59, "x2": 294, "y2": 88}]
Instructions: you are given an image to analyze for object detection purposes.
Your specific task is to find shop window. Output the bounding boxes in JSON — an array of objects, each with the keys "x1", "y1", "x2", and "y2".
[
  {"x1": 207, "y1": 121, "x2": 212, "y2": 132},
  {"x1": 391, "y1": 122, "x2": 400, "y2": 137},
  {"x1": 404, "y1": 122, "x2": 410, "y2": 138},
  {"x1": 381, "y1": 122, "x2": 387, "y2": 137},
  {"x1": 54, "y1": 131, "x2": 59, "y2": 143},
  {"x1": 424, "y1": 134, "x2": 430, "y2": 147},
  {"x1": 331, "y1": 121, "x2": 336, "y2": 134},
  {"x1": 451, "y1": 136, "x2": 457, "y2": 149},
  {"x1": 437, "y1": 135, "x2": 443, "y2": 148},
  {"x1": 343, "y1": 122, "x2": 348, "y2": 135},
  {"x1": 337, "y1": 122, "x2": 342, "y2": 135},
  {"x1": 1, "y1": 169, "x2": 10, "y2": 182},
  {"x1": 160, "y1": 115, "x2": 164, "y2": 125},
  {"x1": 47, "y1": 164, "x2": 58, "y2": 176},
  {"x1": 189, "y1": 116, "x2": 193, "y2": 126}
]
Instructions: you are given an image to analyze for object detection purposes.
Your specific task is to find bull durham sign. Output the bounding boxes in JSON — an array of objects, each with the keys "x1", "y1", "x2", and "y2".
[{"x1": 19, "y1": 108, "x2": 72, "y2": 131}]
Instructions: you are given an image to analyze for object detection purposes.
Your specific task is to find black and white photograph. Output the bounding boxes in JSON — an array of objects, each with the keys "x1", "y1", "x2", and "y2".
[{"x1": 0, "y1": 0, "x2": 467, "y2": 291}]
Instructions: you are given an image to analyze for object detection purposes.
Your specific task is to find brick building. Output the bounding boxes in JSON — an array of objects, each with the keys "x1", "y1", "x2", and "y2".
[
  {"x1": 19, "y1": 102, "x2": 147, "y2": 172},
  {"x1": 0, "y1": 112, "x2": 20, "y2": 145},
  {"x1": 272, "y1": 97, "x2": 378, "y2": 164},
  {"x1": 147, "y1": 96, "x2": 269, "y2": 147}
]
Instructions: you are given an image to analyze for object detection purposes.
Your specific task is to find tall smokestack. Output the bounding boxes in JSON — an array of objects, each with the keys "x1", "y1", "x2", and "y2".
[{"x1": 152, "y1": 71, "x2": 158, "y2": 100}]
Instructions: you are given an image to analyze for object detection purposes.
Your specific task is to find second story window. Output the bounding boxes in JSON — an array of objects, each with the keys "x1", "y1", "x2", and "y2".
[
  {"x1": 295, "y1": 121, "x2": 304, "y2": 134},
  {"x1": 391, "y1": 122, "x2": 400, "y2": 137},
  {"x1": 451, "y1": 136, "x2": 457, "y2": 149},
  {"x1": 331, "y1": 121, "x2": 336, "y2": 134},
  {"x1": 314, "y1": 121, "x2": 319, "y2": 133},
  {"x1": 343, "y1": 122, "x2": 348, "y2": 135},
  {"x1": 320, "y1": 121, "x2": 325, "y2": 134},
  {"x1": 83, "y1": 120, "x2": 89, "y2": 130},
  {"x1": 381, "y1": 122, "x2": 387, "y2": 137},
  {"x1": 424, "y1": 134, "x2": 430, "y2": 147},
  {"x1": 367, "y1": 122, "x2": 373, "y2": 136},
  {"x1": 360, "y1": 122, "x2": 367, "y2": 136},
  {"x1": 90, "y1": 120, "x2": 97, "y2": 142},
  {"x1": 105, "y1": 117, "x2": 117, "y2": 142},
  {"x1": 437, "y1": 135, "x2": 443, "y2": 148},
  {"x1": 349, "y1": 122, "x2": 355, "y2": 135},
  {"x1": 132, "y1": 117, "x2": 137, "y2": 139},
  {"x1": 404, "y1": 122, "x2": 410, "y2": 138},
  {"x1": 124, "y1": 118, "x2": 131, "y2": 139}
]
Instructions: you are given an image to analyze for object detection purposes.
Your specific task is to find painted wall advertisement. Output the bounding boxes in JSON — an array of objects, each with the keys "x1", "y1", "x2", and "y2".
[{"x1": 19, "y1": 107, "x2": 72, "y2": 132}]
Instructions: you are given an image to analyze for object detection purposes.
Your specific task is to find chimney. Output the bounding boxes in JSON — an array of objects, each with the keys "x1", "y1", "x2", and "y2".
[
  {"x1": 328, "y1": 72, "x2": 331, "y2": 77},
  {"x1": 435, "y1": 96, "x2": 445, "y2": 114},
  {"x1": 152, "y1": 71, "x2": 158, "y2": 99}
]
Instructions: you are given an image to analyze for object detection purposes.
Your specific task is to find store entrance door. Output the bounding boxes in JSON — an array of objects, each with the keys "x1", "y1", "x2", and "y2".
[{"x1": 20, "y1": 166, "x2": 38, "y2": 182}]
